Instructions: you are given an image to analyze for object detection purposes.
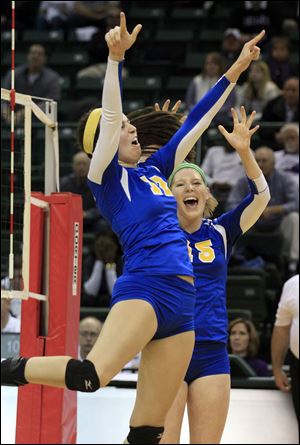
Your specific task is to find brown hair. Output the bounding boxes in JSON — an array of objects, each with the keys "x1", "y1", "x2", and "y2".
[
  {"x1": 228, "y1": 318, "x2": 260, "y2": 358},
  {"x1": 203, "y1": 52, "x2": 225, "y2": 77},
  {"x1": 128, "y1": 108, "x2": 196, "y2": 163}
]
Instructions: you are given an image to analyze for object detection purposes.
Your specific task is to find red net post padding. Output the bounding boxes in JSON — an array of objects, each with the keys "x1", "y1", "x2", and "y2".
[{"x1": 16, "y1": 193, "x2": 83, "y2": 444}]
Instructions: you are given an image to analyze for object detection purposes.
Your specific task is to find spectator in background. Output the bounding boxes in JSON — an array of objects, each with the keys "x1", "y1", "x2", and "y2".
[
  {"x1": 265, "y1": 36, "x2": 297, "y2": 89},
  {"x1": 78, "y1": 317, "x2": 103, "y2": 360},
  {"x1": 1, "y1": 255, "x2": 23, "y2": 319},
  {"x1": 275, "y1": 123, "x2": 299, "y2": 186},
  {"x1": 70, "y1": 1, "x2": 120, "y2": 29},
  {"x1": 228, "y1": 146, "x2": 299, "y2": 276},
  {"x1": 230, "y1": 1, "x2": 281, "y2": 42},
  {"x1": 185, "y1": 52, "x2": 238, "y2": 125},
  {"x1": 261, "y1": 77, "x2": 299, "y2": 150},
  {"x1": 228, "y1": 318, "x2": 270, "y2": 376},
  {"x1": 236, "y1": 60, "x2": 281, "y2": 121},
  {"x1": 82, "y1": 231, "x2": 122, "y2": 308},
  {"x1": 221, "y1": 28, "x2": 246, "y2": 85},
  {"x1": 79, "y1": 317, "x2": 141, "y2": 372},
  {"x1": 271, "y1": 274, "x2": 299, "y2": 432},
  {"x1": 36, "y1": 1, "x2": 76, "y2": 30},
  {"x1": 200, "y1": 139, "x2": 244, "y2": 216},
  {"x1": 60, "y1": 151, "x2": 109, "y2": 234},
  {"x1": 1, "y1": 299, "x2": 21, "y2": 333},
  {"x1": 2, "y1": 44, "x2": 61, "y2": 122}
]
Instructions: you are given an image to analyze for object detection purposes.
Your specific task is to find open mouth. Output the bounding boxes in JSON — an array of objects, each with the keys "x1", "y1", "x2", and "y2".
[
  {"x1": 132, "y1": 137, "x2": 140, "y2": 147},
  {"x1": 184, "y1": 197, "x2": 199, "y2": 209}
]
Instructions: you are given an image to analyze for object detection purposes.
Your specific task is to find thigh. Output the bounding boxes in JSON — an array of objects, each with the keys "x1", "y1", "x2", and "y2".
[
  {"x1": 160, "y1": 381, "x2": 188, "y2": 444},
  {"x1": 187, "y1": 374, "x2": 230, "y2": 444},
  {"x1": 87, "y1": 299, "x2": 158, "y2": 386},
  {"x1": 130, "y1": 330, "x2": 195, "y2": 427}
]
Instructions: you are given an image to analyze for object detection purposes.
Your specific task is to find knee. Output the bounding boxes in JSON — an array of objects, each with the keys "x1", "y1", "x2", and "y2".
[
  {"x1": 65, "y1": 359, "x2": 100, "y2": 392},
  {"x1": 126, "y1": 426, "x2": 164, "y2": 444}
]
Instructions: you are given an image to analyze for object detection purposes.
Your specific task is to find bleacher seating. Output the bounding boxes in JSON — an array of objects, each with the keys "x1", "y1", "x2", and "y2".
[{"x1": 226, "y1": 275, "x2": 268, "y2": 327}]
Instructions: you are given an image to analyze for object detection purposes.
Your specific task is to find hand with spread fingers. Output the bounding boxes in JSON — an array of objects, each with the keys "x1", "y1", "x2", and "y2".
[
  {"x1": 105, "y1": 11, "x2": 142, "y2": 61},
  {"x1": 218, "y1": 106, "x2": 259, "y2": 154},
  {"x1": 154, "y1": 99, "x2": 182, "y2": 113}
]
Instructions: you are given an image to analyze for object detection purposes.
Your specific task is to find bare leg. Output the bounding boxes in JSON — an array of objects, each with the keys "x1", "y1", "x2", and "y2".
[
  {"x1": 130, "y1": 330, "x2": 195, "y2": 427},
  {"x1": 24, "y1": 300, "x2": 158, "y2": 388},
  {"x1": 188, "y1": 374, "x2": 230, "y2": 444},
  {"x1": 160, "y1": 381, "x2": 188, "y2": 443}
]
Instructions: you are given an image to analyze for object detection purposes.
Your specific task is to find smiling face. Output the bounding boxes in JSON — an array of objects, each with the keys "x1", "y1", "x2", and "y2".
[
  {"x1": 171, "y1": 168, "x2": 210, "y2": 226},
  {"x1": 118, "y1": 116, "x2": 141, "y2": 166}
]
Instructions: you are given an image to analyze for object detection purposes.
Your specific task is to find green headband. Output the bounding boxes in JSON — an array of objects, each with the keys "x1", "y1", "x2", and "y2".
[{"x1": 168, "y1": 162, "x2": 208, "y2": 187}]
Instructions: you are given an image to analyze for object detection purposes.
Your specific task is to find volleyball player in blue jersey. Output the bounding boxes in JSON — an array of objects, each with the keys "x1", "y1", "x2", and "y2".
[
  {"x1": 2, "y1": 12, "x2": 265, "y2": 444},
  {"x1": 159, "y1": 107, "x2": 270, "y2": 444}
]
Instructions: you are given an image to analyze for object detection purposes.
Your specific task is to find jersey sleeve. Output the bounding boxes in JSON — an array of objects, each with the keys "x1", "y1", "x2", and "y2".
[
  {"x1": 146, "y1": 75, "x2": 235, "y2": 179},
  {"x1": 214, "y1": 173, "x2": 270, "y2": 247},
  {"x1": 275, "y1": 278, "x2": 295, "y2": 327},
  {"x1": 87, "y1": 58, "x2": 123, "y2": 185}
]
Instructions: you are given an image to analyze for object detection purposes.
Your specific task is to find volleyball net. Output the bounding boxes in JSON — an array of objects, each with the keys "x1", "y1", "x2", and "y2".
[{"x1": 1, "y1": 88, "x2": 59, "y2": 302}]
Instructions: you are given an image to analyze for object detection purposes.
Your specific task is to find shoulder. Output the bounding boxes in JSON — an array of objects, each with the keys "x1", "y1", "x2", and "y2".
[
  {"x1": 14, "y1": 65, "x2": 27, "y2": 76},
  {"x1": 43, "y1": 66, "x2": 61, "y2": 80},
  {"x1": 282, "y1": 274, "x2": 299, "y2": 296}
]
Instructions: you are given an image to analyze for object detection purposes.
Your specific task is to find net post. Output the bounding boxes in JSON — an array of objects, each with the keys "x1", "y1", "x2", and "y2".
[{"x1": 44, "y1": 101, "x2": 59, "y2": 195}]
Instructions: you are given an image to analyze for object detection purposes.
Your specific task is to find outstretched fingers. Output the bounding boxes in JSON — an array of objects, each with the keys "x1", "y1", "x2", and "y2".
[
  {"x1": 249, "y1": 125, "x2": 260, "y2": 136},
  {"x1": 246, "y1": 110, "x2": 256, "y2": 129},
  {"x1": 131, "y1": 23, "x2": 143, "y2": 39},
  {"x1": 231, "y1": 107, "x2": 239, "y2": 126},
  {"x1": 246, "y1": 29, "x2": 265, "y2": 46},
  {"x1": 120, "y1": 11, "x2": 127, "y2": 34},
  {"x1": 120, "y1": 11, "x2": 142, "y2": 40},
  {"x1": 171, "y1": 100, "x2": 182, "y2": 113},
  {"x1": 218, "y1": 125, "x2": 230, "y2": 139}
]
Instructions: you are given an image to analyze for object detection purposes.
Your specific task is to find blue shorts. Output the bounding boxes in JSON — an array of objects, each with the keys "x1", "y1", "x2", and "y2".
[
  {"x1": 111, "y1": 274, "x2": 195, "y2": 340},
  {"x1": 184, "y1": 341, "x2": 230, "y2": 385}
]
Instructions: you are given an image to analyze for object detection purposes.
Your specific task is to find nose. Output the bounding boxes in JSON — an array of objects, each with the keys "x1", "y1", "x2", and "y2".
[
  {"x1": 129, "y1": 123, "x2": 136, "y2": 133},
  {"x1": 185, "y1": 182, "x2": 194, "y2": 191}
]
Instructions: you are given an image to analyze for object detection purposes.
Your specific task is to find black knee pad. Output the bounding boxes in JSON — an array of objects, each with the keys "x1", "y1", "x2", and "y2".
[
  {"x1": 65, "y1": 359, "x2": 100, "y2": 392},
  {"x1": 127, "y1": 425, "x2": 164, "y2": 444}
]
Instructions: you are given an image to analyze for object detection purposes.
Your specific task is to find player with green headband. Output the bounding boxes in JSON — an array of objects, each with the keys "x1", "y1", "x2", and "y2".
[{"x1": 160, "y1": 106, "x2": 270, "y2": 444}]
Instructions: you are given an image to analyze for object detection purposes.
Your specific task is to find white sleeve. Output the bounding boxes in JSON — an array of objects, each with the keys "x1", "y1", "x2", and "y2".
[
  {"x1": 105, "y1": 264, "x2": 117, "y2": 296},
  {"x1": 275, "y1": 277, "x2": 297, "y2": 327},
  {"x1": 88, "y1": 58, "x2": 123, "y2": 185},
  {"x1": 83, "y1": 260, "x2": 104, "y2": 296},
  {"x1": 240, "y1": 173, "x2": 270, "y2": 233}
]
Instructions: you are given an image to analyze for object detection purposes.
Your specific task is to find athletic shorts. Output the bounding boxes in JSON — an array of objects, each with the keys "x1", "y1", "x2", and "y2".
[
  {"x1": 111, "y1": 274, "x2": 195, "y2": 340},
  {"x1": 184, "y1": 341, "x2": 230, "y2": 384}
]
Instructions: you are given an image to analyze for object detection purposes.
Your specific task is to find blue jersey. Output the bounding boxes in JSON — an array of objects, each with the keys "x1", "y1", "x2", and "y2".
[
  {"x1": 186, "y1": 176, "x2": 270, "y2": 342},
  {"x1": 87, "y1": 58, "x2": 235, "y2": 277}
]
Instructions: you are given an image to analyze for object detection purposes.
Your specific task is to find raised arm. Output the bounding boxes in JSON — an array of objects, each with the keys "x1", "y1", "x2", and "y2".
[
  {"x1": 88, "y1": 12, "x2": 142, "y2": 184},
  {"x1": 151, "y1": 31, "x2": 266, "y2": 177},
  {"x1": 217, "y1": 106, "x2": 270, "y2": 234}
]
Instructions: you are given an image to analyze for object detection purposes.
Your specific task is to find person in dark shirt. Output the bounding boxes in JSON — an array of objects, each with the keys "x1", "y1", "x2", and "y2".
[
  {"x1": 60, "y1": 151, "x2": 109, "y2": 233},
  {"x1": 261, "y1": 77, "x2": 299, "y2": 150},
  {"x1": 228, "y1": 317, "x2": 270, "y2": 376}
]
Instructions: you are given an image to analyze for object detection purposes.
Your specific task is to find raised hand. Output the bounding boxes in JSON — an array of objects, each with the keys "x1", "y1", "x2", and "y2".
[
  {"x1": 218, "y1": 106, "x2": 259, "y2": 153},
  {"x1": 154, "y1": 99, "x2": 182, "y2": 113},
  {"x1": 105, "y1": 12, "x2": 142, "y2": 61},
  {"x1": 235, "y1": 30, "x2": 265, "y2": 72}
]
